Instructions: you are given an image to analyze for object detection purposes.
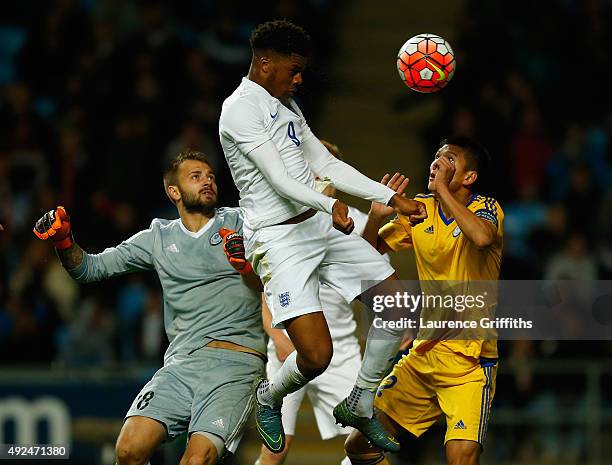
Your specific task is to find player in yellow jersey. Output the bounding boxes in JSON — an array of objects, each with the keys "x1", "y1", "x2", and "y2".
[{"x1": 344, "y1": 136, "x2": 503, "y2": 465}]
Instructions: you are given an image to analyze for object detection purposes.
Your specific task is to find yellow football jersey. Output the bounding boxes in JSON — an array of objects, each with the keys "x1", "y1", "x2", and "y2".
[{"x1": 379, "y1": 193, "x2": 503, "y2": 358}]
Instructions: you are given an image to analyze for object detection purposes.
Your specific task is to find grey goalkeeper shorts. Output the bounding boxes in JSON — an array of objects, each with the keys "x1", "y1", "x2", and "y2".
[{"x1": 125, "y1": 346, "x2": 264, "y2": 453}]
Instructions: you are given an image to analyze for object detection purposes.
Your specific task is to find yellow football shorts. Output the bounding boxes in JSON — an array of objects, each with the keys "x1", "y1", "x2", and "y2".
[{"x1": 374, "y1": 346, "x2": 497, "y2": 446}]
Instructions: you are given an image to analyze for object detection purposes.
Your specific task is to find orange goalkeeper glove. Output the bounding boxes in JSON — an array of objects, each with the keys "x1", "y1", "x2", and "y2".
[
  {"x1": 219, "y1": 227, "x2": 253, "y2": 275},
  {"x1": 33, "y1": 206, "x2": 73, "y2": 250}
]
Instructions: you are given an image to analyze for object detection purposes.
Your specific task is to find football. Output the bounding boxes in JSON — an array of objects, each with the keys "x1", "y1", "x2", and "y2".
[{"x1": 397, "y1": 33, "x2": 456, "y2": 93}]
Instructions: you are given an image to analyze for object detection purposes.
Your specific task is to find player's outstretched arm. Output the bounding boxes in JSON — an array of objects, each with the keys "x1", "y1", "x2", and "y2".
[
  {"x1": 33, "y1": 206, "x2": 84, "y2": 270},
  {"x1": 249, "y1": 141, "x2": 336, "y2": 214},
  {"x1": 249, "y1": 141, "x2": 355, "y2": 234},
  {"x1": 34, "y1": 206, "x2": 155, "y2": 282},
  {"x1": 302, "y1": 136, "x2": 397, "y2": 204},
  {"x1": 302, "y1": 137, "x2": 427, "y2": 223}
]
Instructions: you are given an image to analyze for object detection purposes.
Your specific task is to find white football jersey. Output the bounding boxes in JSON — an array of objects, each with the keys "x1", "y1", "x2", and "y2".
[{"x1": 219, "y1": 77, "x2": 318, "y2": 230}]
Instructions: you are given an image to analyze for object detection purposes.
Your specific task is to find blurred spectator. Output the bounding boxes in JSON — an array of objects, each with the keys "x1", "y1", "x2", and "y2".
[
  {"x1": 103, "y1": 115, "x2": 149, "y2": 202},
  {"x1": 503, "y1": 184, "x2": 547, "y2": 259},
  {"x1": 547, "y1": 124, "x2": 598, "y2": 201},
  {"x1": 4, "y1": 240, "x2": 62, "y2": 363},
  {"x1": 165, "y1": 119, "x2": 221, "y2": 172},
  {"x1": 562, "y1": 164, "x2": 600, "y2": 237},
  {"x1": 57, "y1": 125, "x2": 88, "y2": 211},
  {"x1": 116, "y1": 275, "x2": 148, "y2": 362},
  {"x1": 58, "y1": 295, "x2": 115, "y2": 367},
  {"x1": 510, "y1": 104, "x2": 553, "y2": 194},
  {"x1": 141, "y1": 289, "x2": 164, "y2": 362},
  {"x1": 0, "y1": 155, "x2": 11, "y2": 227},
  {"x1": 200, "y1": 9, "x2": 250, "y2": 67},
  {"x1": 544, "y1": 233, "x2": 599, "y2": 281},
  {"x1": 0, "y1": 82, "x2": 55, "y2": 152},
  {"x1": 16, "y1": 0, "x2": 93, "y2": 98},
  {"x1": 91, "y1": 0, "x2": 142, "y2": 42},
  {"x1": 525, "y1": 203, "x2": 567, "y2": 275}
]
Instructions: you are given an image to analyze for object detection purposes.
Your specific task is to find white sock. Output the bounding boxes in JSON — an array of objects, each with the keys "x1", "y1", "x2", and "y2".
[
  {"x1": 258, "y1": 350, "x2": 308, "y2": 407},
  {"x1": 349, "y1": 324, "x2": 404, "y2": 417},
  {"x1": 346, "y1": 385, "x2": 375, "y2": 418}
]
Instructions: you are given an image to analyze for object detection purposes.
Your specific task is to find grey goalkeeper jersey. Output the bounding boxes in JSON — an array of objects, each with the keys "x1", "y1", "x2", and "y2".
[{"x1": 68, "y1": 207, "x2": 265, "y2": 363}]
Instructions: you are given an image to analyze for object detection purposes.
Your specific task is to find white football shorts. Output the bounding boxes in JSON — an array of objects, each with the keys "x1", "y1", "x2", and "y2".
[{"x1": 245, "y1": 211, "x2": 395, "y2": 328}]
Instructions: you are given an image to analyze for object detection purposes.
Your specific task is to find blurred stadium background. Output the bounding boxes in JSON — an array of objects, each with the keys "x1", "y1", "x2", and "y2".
[{"x1": 1, "y1": 0, "x2": 612, "y2": 464}]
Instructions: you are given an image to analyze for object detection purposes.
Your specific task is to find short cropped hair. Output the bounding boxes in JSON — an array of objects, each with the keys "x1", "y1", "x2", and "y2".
[
  {"x1": 440, "y1": 135, "x2": 490, "y2": 172},
  {"x1": 250, "y1": 20, "x2": 311, "y2": 57},
  {"x1": 163, "y1": 150, "x2": 212, "y2": 198}
]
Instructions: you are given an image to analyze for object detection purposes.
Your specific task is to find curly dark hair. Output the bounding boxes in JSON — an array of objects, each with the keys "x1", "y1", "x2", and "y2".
[{"x1": 249, "y1": 20, "x2": 311, "y2": 57}]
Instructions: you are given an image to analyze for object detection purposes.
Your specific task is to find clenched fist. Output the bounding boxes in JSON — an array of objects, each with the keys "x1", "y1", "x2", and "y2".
[{"x1": 33, "y1": 206, "x2": 73, "y2": 250}]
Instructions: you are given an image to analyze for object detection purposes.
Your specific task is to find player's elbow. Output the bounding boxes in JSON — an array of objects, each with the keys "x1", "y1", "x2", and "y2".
[
  {"x1": 268, "y1": 173, "x2": 293, "y2": 199},
  {"x1": 472, "y1": 232, "x2": 495, "y2": 249},
  {"x1": 69, "y1": 266, "x2": 99, "y2": 283},
  {"x1": 67, "y1": 269, "x2": 89, "y2": 283},
  {"x1": 69, "y1": 268, "x2": 103, "y2": 284},
  {"x1": 275, "y1": 185, "x2": 294, "y2": 202}
]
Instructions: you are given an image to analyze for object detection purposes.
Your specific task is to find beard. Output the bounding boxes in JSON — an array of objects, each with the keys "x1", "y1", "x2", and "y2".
[{"x1": 180, "y1": 187, "x2": 217, "y2": 215}]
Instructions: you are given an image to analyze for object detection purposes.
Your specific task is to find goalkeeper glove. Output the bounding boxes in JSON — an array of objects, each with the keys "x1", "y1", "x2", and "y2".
[
  {"x1": 33, "y1": 206, "x2": 73, "y2": 250},
  {"x1": 219, "y1": 227, "x2": 253, "y2": 275}
]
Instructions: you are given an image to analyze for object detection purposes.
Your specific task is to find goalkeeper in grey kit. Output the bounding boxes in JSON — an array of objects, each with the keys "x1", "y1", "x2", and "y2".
[{"x1": 34, "y1": 150, "x2": 265, "y2": 465}]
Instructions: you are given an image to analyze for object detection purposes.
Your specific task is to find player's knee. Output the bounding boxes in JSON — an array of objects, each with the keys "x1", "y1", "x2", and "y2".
[
  {"x1": 187, "y1": 455, "x2": 214, "y2": 465},
  {"x1": 447, "y1": 455, "x2": 479, "y2": 465},
  {"x1": 115, "y1": 440, "x2": 148, "y2": 465},
  {"x1": 179, "y1": 448, "x2": 217, "y2": 465},
  {"x1": 446, "y1": 440, "x2": 480, "y2": 465},
  {"x1": 299, "y1": 345, "x2": 332, "y2": 377}
]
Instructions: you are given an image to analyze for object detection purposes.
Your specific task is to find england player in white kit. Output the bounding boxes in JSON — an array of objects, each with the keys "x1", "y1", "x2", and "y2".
[
  {"x1": 254, "y1": 142, "x2": 390, "y2": 465},
  {"x1": 219, "y1": 20, "x2": 427, "y2": 454},
  {"x1": 258, "y1": 209, "x2": 391, "y2": 465}
]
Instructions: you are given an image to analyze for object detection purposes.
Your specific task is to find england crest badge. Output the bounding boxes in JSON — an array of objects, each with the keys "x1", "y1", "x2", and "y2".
[{"x1": 279, "y1": 292, "x2": 291, "y2": 308}]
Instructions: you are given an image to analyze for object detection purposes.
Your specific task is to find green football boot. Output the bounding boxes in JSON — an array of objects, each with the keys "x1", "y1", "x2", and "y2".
[
  {"x1": 254, "y1": 380, "x2": 285, "y2": 453},
  {"x1": 333, "y1": 399, "x2": 400, "y2": 452}
]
